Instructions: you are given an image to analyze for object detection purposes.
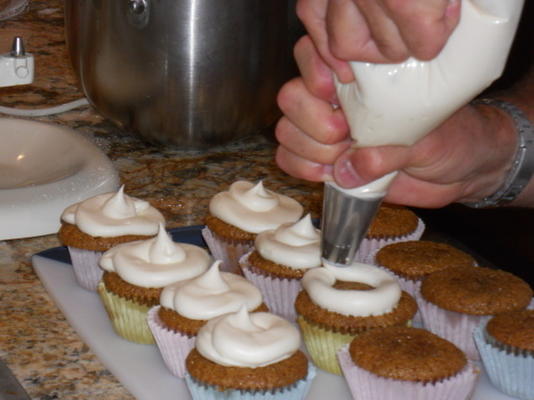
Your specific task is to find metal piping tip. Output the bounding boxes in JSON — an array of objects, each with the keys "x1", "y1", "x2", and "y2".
[
  {"x1": 10, "y1": 36, "x2": 25, "y2": 56},
  {"x1": 320, "y1": 181, "x2": 384, "y2": 267}
]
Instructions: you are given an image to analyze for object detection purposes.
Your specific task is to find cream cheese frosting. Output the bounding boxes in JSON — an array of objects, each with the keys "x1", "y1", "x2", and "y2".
[
  {"x1": 302, "y1": 262, "x2": 401, "y2": 317},
  {"x1": 208, "y1": 180, "x2": 303, "y2": 234},
  {"x1": 99, "y1": 223, "x2": 211, "y2": 287},
  {"x1": 255, "y1": 214, "x2": 321, "y2": 269},
  {"x1": 195, "y1": 306, "x2": 301, "y2": 367},
  {"x1": 160, "y1": 260, "x2": 263, "y2": 320},
  {"x1": 61, "y1": 185, "x2": 165, "y2": 237}
]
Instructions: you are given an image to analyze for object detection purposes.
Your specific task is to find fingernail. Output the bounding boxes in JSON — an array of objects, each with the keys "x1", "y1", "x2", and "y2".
[{"x1": 334, "y1": 156, "x2": 365, "y2": 188}]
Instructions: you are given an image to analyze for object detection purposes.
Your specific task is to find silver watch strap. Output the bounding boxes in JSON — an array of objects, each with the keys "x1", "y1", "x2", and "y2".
[{"x1": 463, "y1": 98, "x2": 534, "y2": 208}]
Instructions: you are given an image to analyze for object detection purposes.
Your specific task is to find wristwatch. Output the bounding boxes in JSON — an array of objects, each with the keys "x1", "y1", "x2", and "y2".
[{"x1": 463, "y1": 98, "x2": 534, "y2": 208}]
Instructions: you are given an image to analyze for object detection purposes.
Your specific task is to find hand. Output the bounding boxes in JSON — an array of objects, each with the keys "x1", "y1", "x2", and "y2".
[{"x1": 275, "y1": 37, "x2": 517, "y2": 208}]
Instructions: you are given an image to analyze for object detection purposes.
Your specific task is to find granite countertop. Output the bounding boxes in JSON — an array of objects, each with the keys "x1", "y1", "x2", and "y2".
[{"x1": 0, "y1": 2, "x2": 321, "y2": 398}]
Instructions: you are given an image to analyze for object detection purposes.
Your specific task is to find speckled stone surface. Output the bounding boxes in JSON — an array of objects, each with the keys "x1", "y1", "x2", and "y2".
[{"x1": 0, "y1": 2, "x2": 321, "y2": 399}]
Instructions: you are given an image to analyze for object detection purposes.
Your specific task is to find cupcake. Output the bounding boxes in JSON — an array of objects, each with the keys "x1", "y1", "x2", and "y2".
[
  {"x1": 98, "y1": 224, "x2": 212, "y2": 344},
  {"x1": 419, "y1": 266, "x2": 533, "y2": 360},
  {"x1": 474, "y1": 309, "x2": 534, "y2": 400},
  {"x1": 295, "y1": 262, "x2": 418, "y2": 375},
  {"x1": 202, "y1": 180, "x2": 303, "y2": 274},
  {"x1": 184, "y1": 306, "x2": 316, "y2": 400},
  {"x1": 372, "y1": 240, "x2": 477, "y2": 326},
  {"x1": 147, "y1": 260, "x2": 267, "y2": 378},
  {"x1": 58, "y1": 185, "x2": 165, "y2": 291},
  {"x1": 338, "y1": 326, "x2": 479, "y2": 400},
  {"x1": 240, "y1": 213, "x2": 321, "y2": 321},
  {"x1": 356, "y1": 204, "x2": 425, "y2": 262}
]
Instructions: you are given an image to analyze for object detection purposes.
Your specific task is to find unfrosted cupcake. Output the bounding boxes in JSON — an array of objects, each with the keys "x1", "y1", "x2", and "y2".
[
  {"x1": 202, "y1": 180, "x2": 303, "y2": 274},
  {"x1": 147, "y1": 260, "x2": 267, "y2": 378},
  {"x1": 356, "y1": 204, "x2": 425, "y2": 262},
  {"x1": 58, "y1": 185, "x2": 165, "y2": 291},
  {"x1": 420, "y1": 266, "x2": 533, "y2": 360},
  {"x1": 184, "y1": 306, "x2": 316, "y2": 400},
  {"x1": 474, "y1": 309, "x2": 534, "y2": 400},
  {"x1": 372, "y1": 240, "x2": 477, "y2": 326},
  {"x1": 98, "y1": 224, "x2": 212, "y2": 344},
  {"x1": 240, "y1": 213, "x2": 321, "y2": 321},
  {"x1": 338, "y1": 326, "x2": 479, "y2": 400},
  {"x1": 295, "y1": 262, "x2": 417, "y2": 375}
]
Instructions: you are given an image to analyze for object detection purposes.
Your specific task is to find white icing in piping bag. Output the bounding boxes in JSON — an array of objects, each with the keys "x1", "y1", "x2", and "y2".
[{"x1": 321, "y1": 0, "x2": 525, "y2": 267}]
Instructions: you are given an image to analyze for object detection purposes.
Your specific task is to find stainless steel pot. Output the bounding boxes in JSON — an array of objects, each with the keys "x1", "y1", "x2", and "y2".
[{"x1": 64, "y1": 0, "x2": 300, "y2": 148}]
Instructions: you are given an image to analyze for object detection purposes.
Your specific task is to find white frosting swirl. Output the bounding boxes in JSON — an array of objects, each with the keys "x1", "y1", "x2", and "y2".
[
  {"x1": 160, "y1": 260, "x2": 263, "y2": 320},
  {"x1": 99, "y1": 224, "x2": 211, "y2": 287},
  {"x1": 195, "y1": 306, "x2": 301, "y2": 367},
  {"x1": 209, "y1": 181, "x2": 303, "y2": 234},
  {"x1": 61, "y1": 185, "x2": 165, "y2": 237},
  {"x1": 255, "y1": 214, "x2": 321, "y2": 269},
  {"x1": 302, "y1": 262, "x2": 401, "y2": 316}
]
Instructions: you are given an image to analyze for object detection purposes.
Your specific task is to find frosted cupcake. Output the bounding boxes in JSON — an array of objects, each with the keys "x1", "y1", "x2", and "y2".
[
  {"x1": 474, "y1": 309, "x2": 534, "y2": 400},
  {"x1": 338, "y1": 326, "x2": 479, "y2": 400},
  {"x1": 147, "y1": 260, "x2": 267, "y2": 377},
  {"x1": 240, "y1": 214, "x2": 321, "y2": 321},
  {"x1": 202, "y1": 180, "x2": 303, "y2": 274},
  {"x1": 98, "y1": 224, "x2": 212, "y2": 344},
  {"x1": 295, "y1": 262, "x2": 417, "y2": 375},
  {"x1": 185, "y1": 306, "x2": 316, "y2": 400},
  {"x1": 419, "y1": 266, "x2": 533, "y2": 360},
  {"x1": 58, "y1": 185, "x2": 165, "y2": 291}
]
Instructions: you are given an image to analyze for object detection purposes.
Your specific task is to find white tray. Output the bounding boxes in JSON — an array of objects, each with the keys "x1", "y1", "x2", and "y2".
[{"x1": 32, "y1": 229, "x2": 518, "y2": 400}]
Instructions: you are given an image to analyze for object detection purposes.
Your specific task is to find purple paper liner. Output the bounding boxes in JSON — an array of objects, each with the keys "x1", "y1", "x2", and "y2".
[
  {"x1": 67, "y1": 247, "x2": 103, "y2": 291},
  {"x1": 202, "y1": 227, "x2": 253, "y2": 274}
]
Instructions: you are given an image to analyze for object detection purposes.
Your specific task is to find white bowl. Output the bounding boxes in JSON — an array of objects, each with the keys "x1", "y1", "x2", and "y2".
[{"x1": 0, "y1": 118, "x2": 120, "y2": 240}]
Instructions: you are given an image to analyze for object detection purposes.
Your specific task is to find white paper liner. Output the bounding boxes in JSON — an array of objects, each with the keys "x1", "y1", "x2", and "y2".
[
  {"x1": 147, "y1": 306, "x2": 196, "y2": 378},
  {"x1": 239, "y1": 252, "x2": 302, "y2": 322},
  {"x1": 354, "y1": 218, "x2": 425, "y2": 263},
  {"x1": 67, "y1": 247, "x2": 104, "y2": 291},
  {"x1": 202, "y1": 227, "x2": 253, "y2": 274},
  {"x1": 337, "y1": 345, "x2": 479, "y2": 400},
  {"x1": 474, "y1": 321, "x2": 534, "y2": 400},
  {"x1": 418, "y1": 296, "x2": 485, "y2": 360}
]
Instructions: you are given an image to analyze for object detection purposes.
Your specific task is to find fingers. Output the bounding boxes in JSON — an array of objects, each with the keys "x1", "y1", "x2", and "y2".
[{"x1": 275, "y1": 145, "x2": 333, "y2": 182}]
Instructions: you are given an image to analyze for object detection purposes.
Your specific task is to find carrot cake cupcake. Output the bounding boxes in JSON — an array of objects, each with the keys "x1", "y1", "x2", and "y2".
[
  {"x1": 58, "y1": 185, "x2": 165, "y2": 291},
  {"x1": 420, "y1": 266, "x2": 533, "y2": 360},
  {"x1": 240, "y1": 213, "x2": 321, "y2": 321},
  {"x1": 338, "y1": 326, "x2": 479, "y2": 400},
  {"x1": 202, "y1": 180, "x2": 303, "y2": 274},
  {"x1": 474, "y1": 309, "x2": 534, "y2": 400},
  {"x1": 372, "y1": 240, "x2": 477, "y2": 326},
  {"x1": 356, "y1": 204, "x2": 425, "y2": 262},
  {"x1": 295, "y1": 262, "x2": 417, "y2": 375},
  {"x1": 147, "y1": 260, "x2": 267, "y2": 377},
  {"x1": 184, "y1": 306, "x2": 316, "y2": 400},
  {"x1": 98, "y1": 223, "x2": 211, "y2": 344}
]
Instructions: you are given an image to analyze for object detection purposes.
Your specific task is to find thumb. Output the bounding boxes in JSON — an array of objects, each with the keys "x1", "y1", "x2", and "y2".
[{"x1": 333, "y1": 145, "x2": 410, "y2": 188}]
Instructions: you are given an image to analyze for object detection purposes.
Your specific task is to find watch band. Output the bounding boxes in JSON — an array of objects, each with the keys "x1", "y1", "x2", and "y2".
[{"x1": 463, "y1": 98, "x2": 534, "y2": 208}]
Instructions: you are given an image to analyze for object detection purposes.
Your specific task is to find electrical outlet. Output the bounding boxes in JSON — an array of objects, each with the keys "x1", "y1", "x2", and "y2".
[{"x1": 0, "y1": 36, "x2": 34, "y2": 88}]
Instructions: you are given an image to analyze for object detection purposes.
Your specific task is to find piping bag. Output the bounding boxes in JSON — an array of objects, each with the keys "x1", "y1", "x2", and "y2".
[{"x1": 321, "y1": 0, "x2": 525, "y2": 267}]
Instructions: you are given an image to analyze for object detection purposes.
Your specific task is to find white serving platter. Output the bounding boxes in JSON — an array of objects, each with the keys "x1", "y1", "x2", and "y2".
[{"x1": 31, "y1": 226, "x2": 519, "y2": 400}]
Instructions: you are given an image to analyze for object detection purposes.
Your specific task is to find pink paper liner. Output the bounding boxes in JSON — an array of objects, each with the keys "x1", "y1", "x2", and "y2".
[
  {"x1": 338, "y1": 345, "x2": 480, "y2": 400},
  {"x1": 417, "y1": 296, "x2": 484, "y2": 360},
  {"x1": 239, "y1": 251, "x2": 302, "y2": 322},
  {"x1": 147, "y1": 306, "x2": 196, "y2": 378},
  {"x1": 355, "y1": 218, "x2": 425, "y2": 263},
  {"x1": 67, "y1": 247, "x2": 104, "y2": 291},
  {"x1": 201, "y1": 227, "x2": 253, "y2": 274}
]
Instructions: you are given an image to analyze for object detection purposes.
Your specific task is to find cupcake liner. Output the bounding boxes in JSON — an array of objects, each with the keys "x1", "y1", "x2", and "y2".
[
  {"x1": 240, "y1": 252, "x2": 302, "y2": 322},
  {"x1": 184, "y1": 362, "x2": 316, "y2": 400},
  {"x1": 97, "y1": 282, "x2": 155, "y2": 344},
  {"x1": 337, "y1": 345, "x2": 479, "y2": 400},
  {"x1": 354, "y1": 218, "x2": 425, "y2": 263},
  {"x1": 474, "y1": 322, "x2": 534, "y2": 400},
  {"x1": 202, "y1": 227, "x2": 253, "y2": 275},
  {"x1": 297, "y1": 316, "x2": 355, "y2": 375},
  {"x1": 418, "y1": 296, "x2": 484, "y2": 360},
  {"x1": 147, "y1": 306, "x2": 196, "y2": 378},
  {"x1": 67, "y1": 247, "x2": 104, "y2": 291}
]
